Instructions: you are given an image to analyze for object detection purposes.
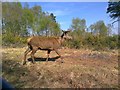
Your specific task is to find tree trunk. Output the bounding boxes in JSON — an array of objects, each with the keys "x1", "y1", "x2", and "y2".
[{"x1": 118, "y1": 16, "x2": 120, "y2": 35}]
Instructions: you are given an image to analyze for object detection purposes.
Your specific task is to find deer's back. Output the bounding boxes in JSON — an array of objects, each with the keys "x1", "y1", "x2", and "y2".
[{"x1": 27, "y1": 36, "x2": 61, "y2": 50}]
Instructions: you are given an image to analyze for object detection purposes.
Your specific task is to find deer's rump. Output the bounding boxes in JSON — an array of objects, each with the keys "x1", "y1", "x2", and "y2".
[{"x1": 28, "y1": 36, "x2": 61, "y2": 50}]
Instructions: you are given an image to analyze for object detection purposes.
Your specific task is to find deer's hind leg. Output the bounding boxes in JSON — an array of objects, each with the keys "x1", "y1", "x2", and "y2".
[{"x1": 23, "y1": 47, "x2": 31, "y2": 65}]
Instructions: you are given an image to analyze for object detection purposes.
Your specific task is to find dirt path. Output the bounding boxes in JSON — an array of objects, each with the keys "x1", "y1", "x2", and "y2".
[{"x1": 2, "y1": 47, "x2": 119, "y2": 88}]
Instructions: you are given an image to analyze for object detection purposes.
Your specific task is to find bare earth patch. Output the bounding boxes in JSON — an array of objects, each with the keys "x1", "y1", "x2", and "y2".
[{"x1": 2, "y1": 47, "x2": 118, "y2": 88}]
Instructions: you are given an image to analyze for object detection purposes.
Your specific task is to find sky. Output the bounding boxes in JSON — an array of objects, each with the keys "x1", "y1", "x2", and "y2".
[{"x1": 21, "y1": 2, "x2": 118, "y2": 34}]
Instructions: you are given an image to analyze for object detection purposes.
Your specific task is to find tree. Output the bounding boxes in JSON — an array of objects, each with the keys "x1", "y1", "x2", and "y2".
[
  {"x1": 21, "y1": 3, "x2": 34, "y2": 36},
  {"x1": 107, "y1": 0, "x2": 120, "y2": 24},
  {"x1": 107, "y1": 24, "x2": 113, "y2": 36},
  {"x1": 71, "y1": 18, "x2": 86, "y2": 38},
  {"x1": 49, "y1": 21, "x2": 60, "y2": 36},
  {"x1": 31, "y1": 5, "x2": 42, "y2": 35},
  {"x1": 38, "y1": 12, "x2": 60, "y2": 36},
  {"x1": 89, "y1": 24, "x2": 95, "y2": 34},
  {"x1": 49, "y1": 13, "x2": 60, "y2": 36},
  {"x1": 2, "y1": 2, "x2": 61, "y2": 45},
  {"x1": 50, "y1": 13, "x2": 56, "y2": 22},
  {"x1": 71, "y1": 18, "x2": 86, "y2": 31},
  {"x1": 89, "y1": 20, "x2": 108, "y2": 37},
  {"x1": 70, "y1": 18, "x2": 86, "y2": 47},
  {"x1": 2, "y1": 2, "x2": 24, "y2": 36}
]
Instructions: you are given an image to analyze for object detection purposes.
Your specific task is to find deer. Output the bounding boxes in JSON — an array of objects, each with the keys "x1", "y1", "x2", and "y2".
[{"x1": 23, "y1": 30, "x2": 72, "y2": 65}]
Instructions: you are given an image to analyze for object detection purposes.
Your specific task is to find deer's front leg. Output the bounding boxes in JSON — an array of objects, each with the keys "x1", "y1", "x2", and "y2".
[
  {"x1": 54, "y1": 50, "x2": 64, "y2": 63},
  {"x1": 46, "y1": 50, "x2": 51, "y2": 62}
]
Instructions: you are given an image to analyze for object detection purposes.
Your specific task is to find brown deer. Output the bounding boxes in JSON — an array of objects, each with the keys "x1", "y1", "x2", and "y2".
[{"x1": 23, "y1": 30, "x2": 72, "y2": 65}]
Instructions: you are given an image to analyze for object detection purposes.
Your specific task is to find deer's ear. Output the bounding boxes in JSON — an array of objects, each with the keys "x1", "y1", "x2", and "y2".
[{"x1": 65, "y1": 30, "x2": 71, "y2": 33}]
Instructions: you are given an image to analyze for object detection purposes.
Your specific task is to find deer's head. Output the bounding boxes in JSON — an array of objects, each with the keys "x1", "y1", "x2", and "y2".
[{"x1": 61, "y1": 30, "x2": 72, "y2": 40}]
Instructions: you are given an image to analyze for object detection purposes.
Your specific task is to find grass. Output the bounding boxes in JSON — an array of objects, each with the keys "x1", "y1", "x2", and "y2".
[{"x1": 2, "y1": 47, "x2": 119, "y2": 88}]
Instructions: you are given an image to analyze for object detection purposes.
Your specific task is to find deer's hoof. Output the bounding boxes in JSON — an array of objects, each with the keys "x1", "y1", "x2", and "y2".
[
  {"x1": 32, "y1": 62, "x2": 35, "y2": 64},
  {"x1": 61, "y1": 61, "x2": 64, "y2": 63}
]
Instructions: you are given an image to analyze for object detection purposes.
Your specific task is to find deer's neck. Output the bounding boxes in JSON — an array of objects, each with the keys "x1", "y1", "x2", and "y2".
[{"x1": 58, "y1": 37, "x2": 65, "y2": 45}]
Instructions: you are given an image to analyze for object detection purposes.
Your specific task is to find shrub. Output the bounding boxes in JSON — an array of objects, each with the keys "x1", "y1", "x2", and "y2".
[
  {"x1": 63, "y1": 39, "x2": 82, "y2": 49},
  {"x1": 2, "y1": 33, "x2": 27, "y2": 47}
]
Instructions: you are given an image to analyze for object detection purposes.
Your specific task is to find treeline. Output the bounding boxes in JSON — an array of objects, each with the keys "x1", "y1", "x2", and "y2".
[
  {"x1": 64, "y1": 18, "x2": 119, "y2": 50},
  {"x1": 2, "y1": 2, "x2": 61, "y2": 45},
  {"x1": 2, "y1": 2, "x2": 119, "y2": 50}
]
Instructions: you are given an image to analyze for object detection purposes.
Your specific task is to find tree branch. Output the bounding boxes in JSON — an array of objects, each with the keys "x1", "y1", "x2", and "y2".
[{"x1": 112, "y1": 19, "x2": 120, "y2": 25}]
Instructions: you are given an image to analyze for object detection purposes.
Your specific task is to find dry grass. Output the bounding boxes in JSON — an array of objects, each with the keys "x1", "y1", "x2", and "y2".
[{"x1": 2, "y1": 47, "x2": 119, "y2": 88}]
